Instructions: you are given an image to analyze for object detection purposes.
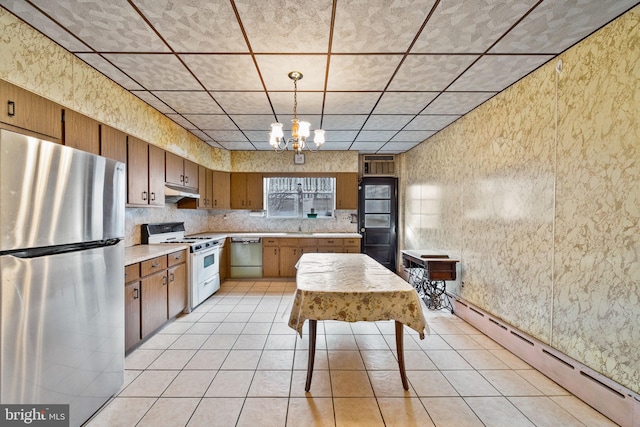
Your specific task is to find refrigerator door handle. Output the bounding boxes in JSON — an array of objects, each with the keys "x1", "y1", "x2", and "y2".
[{"x1": 2, "y1": 239, "x2": 121, "y2": 258}]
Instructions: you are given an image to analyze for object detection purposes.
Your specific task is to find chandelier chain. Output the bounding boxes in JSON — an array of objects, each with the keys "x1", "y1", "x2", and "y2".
[{"x1": 293, "y1": 78, "x2": 298, "y2": 119}]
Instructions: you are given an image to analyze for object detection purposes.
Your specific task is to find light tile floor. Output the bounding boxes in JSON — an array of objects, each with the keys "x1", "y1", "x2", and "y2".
[{"x1": 87, "y1": 280, "x2": 618, "y2": 427}]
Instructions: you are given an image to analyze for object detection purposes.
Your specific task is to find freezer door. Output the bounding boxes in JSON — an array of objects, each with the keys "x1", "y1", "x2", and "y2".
[
  {"x1": 0, "y1": 129, "x2": 125, "y2": 251},
  {"x1": 0, "y1": 242, "x2": 124, "y2": 427}
]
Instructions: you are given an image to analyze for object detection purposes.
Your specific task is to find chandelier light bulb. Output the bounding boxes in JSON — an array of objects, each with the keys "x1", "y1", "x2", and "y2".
[
  {"x1": 270, "y1": 122, "x2": 284, "y2": 139},
  {"x1": 298, "y1": 121, "x2": 311, "y2": 138},
  {"x1": 314, "y1": 129, "x2": 325, "y2": 146}
]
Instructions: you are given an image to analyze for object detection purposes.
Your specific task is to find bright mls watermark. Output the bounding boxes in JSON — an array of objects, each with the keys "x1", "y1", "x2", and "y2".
[{"x1": 1, "y1": 405, "x2": 69, "y2": 426}]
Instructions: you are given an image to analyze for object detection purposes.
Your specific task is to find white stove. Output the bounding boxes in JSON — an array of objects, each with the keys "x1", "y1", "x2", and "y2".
[{"x1": 142, "y1": 222, "x2": 222, "y2": 311}]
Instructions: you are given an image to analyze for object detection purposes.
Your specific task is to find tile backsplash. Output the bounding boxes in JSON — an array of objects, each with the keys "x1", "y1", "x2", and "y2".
[{"x1": 125, "y1": 205, "x2": 357, "y2": 246}]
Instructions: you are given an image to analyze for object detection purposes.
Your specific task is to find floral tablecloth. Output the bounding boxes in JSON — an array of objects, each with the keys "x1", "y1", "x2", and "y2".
[{"x1": 288, "y1": 253, "x2": 428, "y2": 339}]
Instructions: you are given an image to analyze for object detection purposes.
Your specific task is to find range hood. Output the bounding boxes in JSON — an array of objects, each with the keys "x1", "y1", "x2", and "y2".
[{"x1": 164, "y1": 184, "x2": 200, "y2": 203}]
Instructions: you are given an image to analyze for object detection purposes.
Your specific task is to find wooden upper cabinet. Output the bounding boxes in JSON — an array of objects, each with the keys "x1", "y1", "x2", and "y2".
[
  {"x1": 205, "y1": 168, "x2": 214, "y2": 208},
  {"x1": 0, "y1": 79, "x2": 61, "y2": 140},
  {"x1": 148, "y1": 144, "x2": 165, "y2": 206},
  {"x1": 165, "y1": 152, "x2": 198, "y2": 189},
  {"x1": 127, "y1": 136, "x2": 164, "y2": 206},
  {"x1": 336, "y1": 173, "x2": 359, "y2": 210},
  {"x1": 126, "y1": 136, "x2": 149, "y2": 205},
  {"x1": 231, "y1": 172, "x2": 263, "y2": 209},
  {"x1": 212, "y1": 170, "x2": 230, "y2": 209},
  {"x1": 100, "y1": 124, "x2": 127, "y2": 163},
  {"x1": 62, "y1": 109, "x2": 100, "y2": 154}
]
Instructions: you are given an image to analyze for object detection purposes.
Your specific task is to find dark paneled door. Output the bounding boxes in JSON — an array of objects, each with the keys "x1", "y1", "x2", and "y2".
[{"x1": 358, "y1": 177, "x2": 398, "y2": 271}]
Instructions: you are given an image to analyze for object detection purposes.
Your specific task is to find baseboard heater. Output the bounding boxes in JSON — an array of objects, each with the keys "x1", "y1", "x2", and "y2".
[{"x1": 450, "y1": 295, "x2": 640, "y2": 427}]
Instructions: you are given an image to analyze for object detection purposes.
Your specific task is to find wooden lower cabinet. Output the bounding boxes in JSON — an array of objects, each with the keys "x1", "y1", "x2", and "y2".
[
  {"x1": 262, "y1": 244, "x2": 280, "y2": 277},
  {"x1": 125, "y1": 250, "x2": 187, "y2": 352},
  {"x1": 141, "y1": 270, "x2": 168, "y2": 338},
  {"x1": 278, "y1": 246, "x2": 300, "y2": 278},
  {"x1": 124, "y1": 281, "x2": 141, "y2": 351},
  {"x1": 168, "y1": 263, "x2": 187, "y2": 318}
]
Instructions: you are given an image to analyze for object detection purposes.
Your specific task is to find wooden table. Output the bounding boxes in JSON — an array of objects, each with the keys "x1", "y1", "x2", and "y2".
[
  {"x1": 288, "y1": 253, "x2": 428, "y2": 391},
  {"x1": 401, "y1": 250, "x2": 459, "y2": 313}
]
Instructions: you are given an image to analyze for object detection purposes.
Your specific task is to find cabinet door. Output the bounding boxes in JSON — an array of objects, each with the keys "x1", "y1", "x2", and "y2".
[
  {"x1": 100, "y1": 124, "x2": 127, "y2": 163},
  {"x1": 336, "y1": 173, "x2": 359, "y2": 210},
  {"x1": 125, "y1": 281, "x2": 141, "y2": 351},
  {"x1": 279, "y1": 246, "x2": 300, "y2": 277},
  {"x1": 0, "y1": 80, "x2": 62, "y2": 140},
  {"x1": 212, "y1": 171, "x2": 230, "y2": 209},
  {"x1": 246, "y1": 173, "x2": 263, "y2": 209},
  {"x1": 126, "y1": 136, "x2": 149, "y2": 205},
  {"x1": 168, "y1": 263, "x2": 187, "y2": 318},
  {"x1": 263, "y1": 246, "x2": 280, "y2": 277},
  {"x1": 141, "y1": 271, "x2": 168, "y2": 337},
  {"x1": 165, "y1": 152, "x2": 184, "y2": 186},
  {"x1": 197, "y1": 166, "x2": 207, "y2": 207},
  {"x1": 183, "y1": 159, "x2": 199, "y2": 189},
  {"x1": 205, "y1": 169, "x2": 214, "y2": 209},
  {"x1": 63, "y1": 109, "x2": 100, "y2": 154},
  {"x1": 148, "y1": 144, "x2": 165, "y2": 206},
  {"x1": 230, "y1": 172, "x2": 247, "y2": 209}
]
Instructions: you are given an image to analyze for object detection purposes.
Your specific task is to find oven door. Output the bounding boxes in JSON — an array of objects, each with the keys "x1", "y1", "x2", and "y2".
[{"x1": 192, "y1": 246, "x2": 221, "y2": 308}]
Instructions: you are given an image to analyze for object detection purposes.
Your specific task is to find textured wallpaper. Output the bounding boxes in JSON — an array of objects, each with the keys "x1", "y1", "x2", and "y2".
[
  {"x1": 0, "y1": 7, "x2": 228, "y2": 171},
  {"x1": 230, "y1": 150, "x2": 358, "y2": 173},
  {"x1": 401, "y1": 6, "x2": 640, "y2": 393}
]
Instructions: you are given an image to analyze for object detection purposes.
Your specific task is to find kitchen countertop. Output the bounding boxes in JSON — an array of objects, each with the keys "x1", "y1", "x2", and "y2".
[
  {"x1": 189, "y1": 232, "x2": 362, "y2": 240},
  {"x1": 125, "y1": 243, "x2": 190, "y2": 265}
]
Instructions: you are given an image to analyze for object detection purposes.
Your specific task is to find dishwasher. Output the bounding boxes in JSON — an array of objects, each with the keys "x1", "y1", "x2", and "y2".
[{"x1": 230, "y1": 237, "x2": 263, "y2": 278}]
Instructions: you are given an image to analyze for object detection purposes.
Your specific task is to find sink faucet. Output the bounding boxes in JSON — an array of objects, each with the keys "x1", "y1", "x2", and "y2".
[{"x1": 298, "y1": 225, "x2": 302, "y2": 233}]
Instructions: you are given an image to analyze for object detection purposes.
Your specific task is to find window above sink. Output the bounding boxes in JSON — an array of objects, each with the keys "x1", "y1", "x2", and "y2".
[{"x1": 264, "y1": 177, "x2": 336, "y2": 219}]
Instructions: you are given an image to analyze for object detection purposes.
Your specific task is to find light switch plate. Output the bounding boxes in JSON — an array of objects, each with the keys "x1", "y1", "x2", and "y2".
[{"x1": 294, "y1": 153, "x2": 305, "y2": 164}]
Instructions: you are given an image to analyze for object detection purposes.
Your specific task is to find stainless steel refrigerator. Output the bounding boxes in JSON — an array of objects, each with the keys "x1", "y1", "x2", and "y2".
[{"x1": 0, "y1": 129, "x2": 125, "y2": 426}]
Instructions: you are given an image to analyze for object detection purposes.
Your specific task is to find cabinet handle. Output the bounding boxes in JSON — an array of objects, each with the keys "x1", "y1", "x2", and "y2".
[
  {"x1": 150, "y1": 192, "x2": 156, "y2": 201},
  {"x1": 327, "y1": 240, "x2": 334, "y2": 243},
  {"x1": 151, "y1": 262, "x2": 160, "y2": 268},
  {"x1": 274, "y1": 248, "x2": 277, "y2": 255},
  {"x1": 162, "y1": 276, "x2": 167, "y2": 286},
  {"x1": 214, "y1": 200, "x2": 217, "y2": 207},
  {"x1": 132, "y1": 288, "x2": 139, "y2": 299},
  {"x1": 185, "y1": 176, "x2": 189, "y2": 184},
  {"x1": 248, "y1": 200, "x2": 251, "y2": 206},
  {"x1": 7, "y1": 101, "x2": 15, "y2": 117},
  {"x1": 170, "y1": 272, "x2": 175, "y2": 282},
  {"x1": 174, "y1": 255, "x2": 181, "y2": 260},
  {"x1": 142, "y1": 191, "x2": 148, "y2": 201}
]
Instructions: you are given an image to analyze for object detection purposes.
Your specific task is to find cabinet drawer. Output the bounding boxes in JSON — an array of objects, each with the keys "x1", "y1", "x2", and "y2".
[
  {"x1": 125, "y1": 263, "x2": 140, "y2": 283},
  {"x1": 141, "y1": 255, "x2": 167, "y2": 277},
  {"x1": 279, "y1": 238, "x2": 299, "y2": 247},
  {"x1": 317, "y1": 246, "x2": 342, "y2": 253},
  {"x1": 168, "y1": 249, "x2": 187, "y2": 267},
  {"x1": 297, "y1": 238, "x2": 317, "y2": 247},
  {"x1": 344, "y1": 239, "x2": 360, "y2": 248},
  {"x1": 263, "y1": 238, "x2": 279, "y2": 246},
  {"x1": 317, "y1": 238, "x2": 343, "y2": 247}
]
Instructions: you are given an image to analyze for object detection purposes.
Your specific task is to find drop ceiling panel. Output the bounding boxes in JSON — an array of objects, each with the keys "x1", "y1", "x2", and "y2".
[
  {"x1": 422, "y1": 92, "x2": 496, "y2": 115},
  {"x1": 412, "y1": 0, "x2": 538, "y2": 53},
  {"x1": 372, "y1": 92, "x2": 438, "y2": 115},
  {"x1": 327, "y1": 55, "x2": 403, "y2": 91},
  {"x1": 28, "y1": 0, "x2": 169, "y2": 52},
  {"x1": 230, "y1": 115, "x2": 277, "y2": 130},
  {"x1": 275, "y1": 115, "x2": 322, "y2": 131},
  {"x1": 212, "y1": 92, "x2": 272, "y2": 114},
  {"x1": 219, "y1": 141, "x2": 256, "y2": 150},
  {"x1": 1, "y1": 0, "x2": 89, "y2": 51},
  {"x1": 103, "y1": 54, "x2": 201, "y2": 90},
  {"x1": 390, "y1": 130, "x2": 436, "y2": 142},
  {"x1": 269, "y1": 92, "x2": 324, "y2": 116},
  {"x1": 350, "y1": 141, "x2": 387, "y2": 151},
  {"x1": 189, "y1": 129, "x2": 213, "y2": 141},
  {"x1": 404, "y1": 114, "x2": 460, "y2": 130},
  {"x1": 321, "y1": 115, "x2": 368, "y2": 130},
  {"x1": 180, "y1": 54, "x2": 263, "y2": 90},
  {"x1": 323, "y1": 92, "x2": 381, "y2": 114},
  {"x1": 362, "y1": 115, "x2": 414, "y2": 131},
  {"x1": 234, "y1": 0, "x2": 333, "y2": 53},
  {"x1": 355, "y1": 131, "x2": 397, "y2": 142},
  {"x1": 449, "y1": 54, "x2": 553, "y2": 92},
  {"x1": 243, "y1": 131, "x2": 270, "y2": 143},
  {"x1": 182, "y1": 114, "x2": 237, "y2": 130},
  {"x1": 389, "y1": 55, "x2": 479, "y2": 91},
  {"x1": 331, "y1": 0, "x2": 436, "y2": 53},
  {"x1": 77, "y1": 54, "x2": 144, "y2": 90},
  {"x1": 378, "y1": 142, "x2": 422, "y2": 152},
  {"x1": 152, "y1": 91, "x2": 223, "y2": 114},
  {"x1": 205, "y1": 130, "x2": 249, "y2": 143},
  {"x1": 490, "y1": 0, "x2": 640, "y2": 54},
  {"x1": 256, "y1": 55, "x2": 328, "y2": 90},
  {"x1": 134, "y1": 0, "x2": 247, "y2": 52},
  {"x1": 324, "y1": 131, "x2": 359, "y2": 142}
]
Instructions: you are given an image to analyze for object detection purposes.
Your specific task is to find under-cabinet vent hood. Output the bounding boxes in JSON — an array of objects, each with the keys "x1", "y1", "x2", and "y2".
[{"x1": 165, "y1": 184, "x2": 200, "y2": 203}]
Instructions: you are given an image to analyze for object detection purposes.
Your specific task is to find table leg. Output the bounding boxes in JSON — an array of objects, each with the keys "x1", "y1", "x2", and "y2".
[
  {"x1": 395, "y1": 320, "x2": 409, "y2": 390},
  {"x1": 305, "y1": 319, "x2": 317, "y2": 392}
]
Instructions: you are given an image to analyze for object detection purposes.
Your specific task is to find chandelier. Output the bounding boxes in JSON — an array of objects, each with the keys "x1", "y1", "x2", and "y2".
[{"x1": 269, "y1": 71, "x2": 325, "y2": 154}]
